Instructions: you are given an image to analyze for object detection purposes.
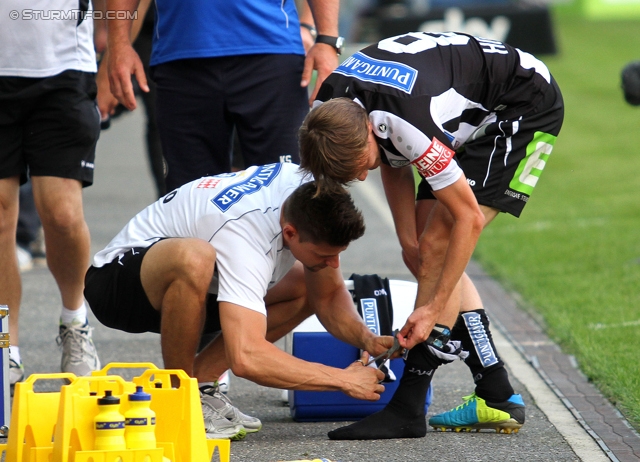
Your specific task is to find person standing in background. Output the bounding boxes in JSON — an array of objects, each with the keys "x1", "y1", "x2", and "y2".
[
  {"x1": 94, "y1": 0, "x2": 166, "y2": 198},
  {"x1": 105, "y1": 0, "x2": 344, "y2": 192},
  {"x1": 0, "y1": 0, "x2": 102, "y2": 386}
]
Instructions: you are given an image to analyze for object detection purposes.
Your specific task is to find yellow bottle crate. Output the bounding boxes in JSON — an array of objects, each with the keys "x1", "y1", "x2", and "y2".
[{"x1": 0, "y1": 363, "x2": 230, "y2": 462}]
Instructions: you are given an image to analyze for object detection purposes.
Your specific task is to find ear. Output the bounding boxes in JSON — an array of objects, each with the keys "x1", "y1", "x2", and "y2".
[{"x1": 282, "y1": 223, "x2": 298, "y2": 242}]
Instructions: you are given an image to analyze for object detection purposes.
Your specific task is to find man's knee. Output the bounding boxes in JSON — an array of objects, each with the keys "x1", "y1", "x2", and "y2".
[
  {"x1": 177, "y1": 242, "x2": 215, "y2": 280},
  {"x1": 40, "y1": 204, "x2": 84, "y2": 233},
  {"x1": 0, "y1": 179, "x2": 20, "y2": 236},
  {"x1": 141, "y1": 239, "x2": 216, "y2": 310}
]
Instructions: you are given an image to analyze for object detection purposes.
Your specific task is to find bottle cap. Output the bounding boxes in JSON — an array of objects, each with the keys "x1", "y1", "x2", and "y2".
[
  {"x1": 98, "y1": 390, "x2": 120, "y2": 405},
  {"x1": 128, "y1": 385, "x2": 151, "y2": 401}
]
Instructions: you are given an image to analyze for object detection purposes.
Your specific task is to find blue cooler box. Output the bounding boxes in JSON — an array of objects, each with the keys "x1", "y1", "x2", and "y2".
[{"x1": 286, "y1": 280, "x2": 433, "y2": 422}]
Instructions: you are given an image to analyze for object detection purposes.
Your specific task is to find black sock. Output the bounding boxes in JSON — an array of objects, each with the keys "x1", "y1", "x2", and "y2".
[
  {"x1": 452, "y1": 309, "x2": 514, "y2": 402},
  {"x1": 328, "y1": 343, "x2": 441, "y2": 440}
]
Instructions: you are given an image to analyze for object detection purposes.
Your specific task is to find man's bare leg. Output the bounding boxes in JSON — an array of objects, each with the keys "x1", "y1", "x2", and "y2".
[
  {"x1": 0, "y1": 177, "x2": 24, "y2": 382},
  {"x1": 32, "y1": 176, "x2": 99, "y2": 375},
  {"x1": 140, "y1": 238, "x2": 215, "y2": 375}
]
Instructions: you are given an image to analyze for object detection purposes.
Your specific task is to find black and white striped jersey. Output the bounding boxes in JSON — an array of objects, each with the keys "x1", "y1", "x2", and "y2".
[{"x1": 315, "y1": 31, "x2": 553, "y2": 191}]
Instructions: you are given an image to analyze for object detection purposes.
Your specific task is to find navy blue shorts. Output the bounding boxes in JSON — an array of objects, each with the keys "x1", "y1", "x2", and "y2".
[
  {"x1": 0, "y1": 70, "x2": 100, "y2": 186},
  {"x1": 150, "y1": 54, "x2": 309, "y2": 191},
  {"x1": 84, "y1": 244, "x2": 222, "y2": 335},
  {"x1": 417, "y1": 78, "x2": 564, "y2": 218}
]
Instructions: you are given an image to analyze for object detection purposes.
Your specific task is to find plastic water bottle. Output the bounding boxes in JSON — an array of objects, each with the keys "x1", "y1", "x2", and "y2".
[
  {"x1": 124, "y1": 386, "x2": 157, "y2": 449},
  {"x1": 94, "y1": 390, "x2": 126, "y2": 451}
]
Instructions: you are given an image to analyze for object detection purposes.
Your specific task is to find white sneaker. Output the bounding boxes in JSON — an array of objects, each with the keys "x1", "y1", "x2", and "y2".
[
  {"x1": 16, "y1": 246, "x2": 33, "y2": 272},
  {"x1": 57, "y1": 320, "x2": 101, "y2": 376},
  {"x1": 201, "y1": 390, "x2": 246, "y2": 440},
  {"x1": 218, "y1": 369, "x2": 230, "y2": 394},
  {"x1": 9, "y1": 358, "x2": 25, "y2": 386},
  {"x1": 200, "y1": 384, "x2": 262, "y2": 433}
]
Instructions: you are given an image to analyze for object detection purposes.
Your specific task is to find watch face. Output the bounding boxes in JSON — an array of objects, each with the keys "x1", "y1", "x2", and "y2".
[{"x1": 336, "y1": 37, "x2": 345, "y2": 50}]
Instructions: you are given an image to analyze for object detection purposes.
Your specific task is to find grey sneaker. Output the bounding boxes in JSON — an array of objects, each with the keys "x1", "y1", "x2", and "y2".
[
  {"x1": 200, "y1": 383, "x2": 262, "y2": 433},
  {"x1": 201, "y1": 390, "x2": 247, "y2": 440},
  {"x1": 9, "y1": 358, "x2": 25, "y2": 386},
  {"x1": 57, "y1": 320, "x2": 101, "y2": 376}
]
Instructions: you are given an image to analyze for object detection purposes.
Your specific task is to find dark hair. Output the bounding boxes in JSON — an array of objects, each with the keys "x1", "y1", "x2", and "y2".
[
  {"x1": 283, "y1": 182, "x2": 365, "y2": 247},
  {"x1": 299, "y1": 98, "x2": 370, "y2": 194}
]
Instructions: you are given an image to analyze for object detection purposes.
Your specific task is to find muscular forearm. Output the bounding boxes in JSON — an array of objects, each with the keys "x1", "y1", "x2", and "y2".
[
  {"x1": 415, "y1": 178, "x2": 485, "y2": 316},
  {"x1": 430, "y1": 210, "x2": 483, "y2": 309},
  {"x1": 381, "y1": 164, "x2": 418, "y2": 250},
  {"x1": 234, "y1": 340, "x2": 348, "y2": 391},
  {"x1": 306, "y1": 268, "x2": 386, "y2": 355},
  {"x1": 232, "y1": 337, "x2": 384, "y2": 401},
  {"x1": 106, "y1": 0, "x2": 139, "y2": 47},
  {"x1": 301, "y1": 0, "x2": 340, "y2": 98},
  {"x1": 314, "y1": 286, "x2": 376, "y2": 352},
  {"x1": 307, "y1": 0, "x2": 339, "y2": 36},
  {"x1": 220, "y1": 301, "x2": 385, "y2": 399}
]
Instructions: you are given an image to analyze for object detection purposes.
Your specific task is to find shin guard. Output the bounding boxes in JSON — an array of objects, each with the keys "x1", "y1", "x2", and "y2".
[{"x1": 452, "y1": 309, "x2": 514, "y2": 402}]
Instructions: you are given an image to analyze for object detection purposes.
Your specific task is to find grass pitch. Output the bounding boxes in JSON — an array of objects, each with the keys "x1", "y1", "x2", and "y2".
[{"x1": 474, "y1": 11, "x2": 640, "y2": 428}]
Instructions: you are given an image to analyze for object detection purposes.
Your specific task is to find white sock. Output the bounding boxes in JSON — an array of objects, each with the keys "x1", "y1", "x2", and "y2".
[
  {"x1": 9, "y1": 346, "x2": 21, "y2": 364},
  {"x1": 60, "y1": 302, "x2": 88, "y2": 326}
]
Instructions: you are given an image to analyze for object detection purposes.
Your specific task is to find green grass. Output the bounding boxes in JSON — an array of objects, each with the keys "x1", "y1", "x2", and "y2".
[{"x1": 473, "y1": 12, "x2": 640, "y2": 428}]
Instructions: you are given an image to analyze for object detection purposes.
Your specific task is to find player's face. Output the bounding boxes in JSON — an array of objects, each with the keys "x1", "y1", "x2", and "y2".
[
  {"x1": 355, "y1": 130, "x2": 382, "y2": 181},
  {"x1": 290, "y1": 239, "x2": 346, "y2": 272}
]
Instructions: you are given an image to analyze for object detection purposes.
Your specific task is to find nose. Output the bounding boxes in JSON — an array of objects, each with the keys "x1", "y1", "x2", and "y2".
[
  {"x1": 325, "y1": 255, "x2": 340, "y2": 269},
  {"x1": 357, "y1": 170, "x2": 368, "y2": 181}
]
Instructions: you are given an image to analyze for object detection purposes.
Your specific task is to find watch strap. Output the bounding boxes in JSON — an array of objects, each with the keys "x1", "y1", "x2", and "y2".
[{"x1": 315, "y1": 34, "x2": 344, "y2": 55}]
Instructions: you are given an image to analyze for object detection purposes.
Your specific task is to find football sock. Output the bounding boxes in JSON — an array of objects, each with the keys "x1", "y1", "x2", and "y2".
[
  {"x1": 452, "y1": 309, "x2": 514, "y2": 402},
  {"x1": 328, "y1": 342, "x2": 442, "y2": 440}
]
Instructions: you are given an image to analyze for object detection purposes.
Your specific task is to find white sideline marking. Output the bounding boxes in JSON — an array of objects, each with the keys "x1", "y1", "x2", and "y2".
[
  {"x1": 493, "y1": 332, "x2": 609, "y2": 461},
  {"x1": 589, "y1": 319, "x2": 640, "y2": 330}
]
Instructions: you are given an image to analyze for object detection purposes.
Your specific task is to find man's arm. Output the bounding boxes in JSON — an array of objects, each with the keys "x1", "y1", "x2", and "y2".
[
  {"x1": 106, "y1": 0, "x2": 149, "y2": 110},
  {"x1": 96, "y1": 0, "x2": 152, "y2": 119},
  {"x1": 305, "y1": 266, "x2": 394, "y2": 356},
  {"x1": 296, "y1": 0, "x2": 316, "y2": 53},
  {"x1": 398, "y1": 175, "x2": 485, "y2": 349},
  {"x1": 219, "y1": 302, "x2": 385, "y2": 400},
  {"x1": 301, "y1": 0, "x2": 340, "y2": 102},
  {"x1": 380, "y1": 164, "x2": 420, "y2": 277}
]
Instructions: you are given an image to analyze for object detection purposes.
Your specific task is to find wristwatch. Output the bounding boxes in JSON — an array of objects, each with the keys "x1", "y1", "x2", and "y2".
[
  {"x1": 300, "y1": 23, "x2": 317, "y2": 40},
  {"x1": 315, "y1": 34, "x2": 345, "y2": 55}
]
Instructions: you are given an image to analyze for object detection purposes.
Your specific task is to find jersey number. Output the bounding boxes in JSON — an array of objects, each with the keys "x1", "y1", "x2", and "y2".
[{"x1": 378, "y1": 32, "x2": 470, "y2": 55}]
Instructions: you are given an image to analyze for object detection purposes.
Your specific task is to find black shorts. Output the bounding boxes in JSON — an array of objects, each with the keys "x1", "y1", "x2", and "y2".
[
  {"x1": 150, "y1": 54, "x2": 309, "y2": 191},
  {"x1": 0, "y1": 70, "x2": 100, "y2": 186},
  {"x1": 416, "y1": 78, "x2": 564, "y2": 217},
  {"x1": 84, "y1": 245, "x2": 222, "y2": 335}
]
